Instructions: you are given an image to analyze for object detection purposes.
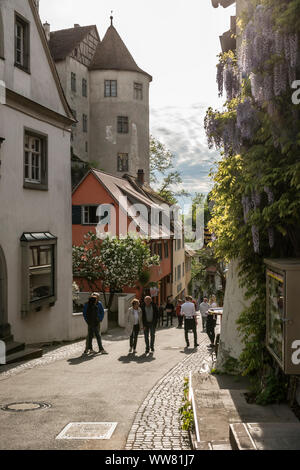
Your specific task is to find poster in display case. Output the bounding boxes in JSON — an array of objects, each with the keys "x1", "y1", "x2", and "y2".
[{"x1": 265, "y1": 259, "x2": 300, "y2": 375}]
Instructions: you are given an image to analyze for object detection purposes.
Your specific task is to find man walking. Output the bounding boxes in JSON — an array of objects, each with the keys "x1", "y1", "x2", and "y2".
[
  {"x1": 200, "y1": 297, "x2": 210, "y2": 332},
  {"x1": 142, "y1": 296, "x2": 159, "y2": 354},
  {"x1": 83, "y1": 293, "x2": 108, "y2": 355},
  {"x1": 181, "y1": 296, "x2": 199, "y2": 349}
]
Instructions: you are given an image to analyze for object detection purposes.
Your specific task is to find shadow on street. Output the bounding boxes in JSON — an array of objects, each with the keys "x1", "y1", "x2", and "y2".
[
  {"x1": 67, "y1": 354, "x2": 97, "y2": 365},
  {"x1": 118, "y1": 353, "x2": 156, "y2": 364}
]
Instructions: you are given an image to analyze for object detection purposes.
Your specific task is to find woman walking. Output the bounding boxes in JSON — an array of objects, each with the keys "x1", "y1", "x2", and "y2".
[{"x1": 125, "y1": 299, "x2": 143, "y2": 354}]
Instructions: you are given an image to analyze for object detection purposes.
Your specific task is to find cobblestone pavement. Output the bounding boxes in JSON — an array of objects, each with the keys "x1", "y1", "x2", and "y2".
[{"x1": 125, "y1": 332, "x2": 216, "y2": 451}]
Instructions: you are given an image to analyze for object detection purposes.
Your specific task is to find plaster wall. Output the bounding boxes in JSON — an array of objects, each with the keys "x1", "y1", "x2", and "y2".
[
  {"x1": 0, "y1": 105, "x2": 73, "y2": 344},
  {"x1": 216, "y1": 259, "x2": 251, "y2": 369},
  {"x1": 89, "y1": 69, "x2": 150, "y2": 182}
]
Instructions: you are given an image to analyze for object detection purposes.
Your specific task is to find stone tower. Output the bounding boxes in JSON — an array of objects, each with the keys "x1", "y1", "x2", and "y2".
[{"x1": 89, "y1": 17, "x2": 152, "y2": 183}]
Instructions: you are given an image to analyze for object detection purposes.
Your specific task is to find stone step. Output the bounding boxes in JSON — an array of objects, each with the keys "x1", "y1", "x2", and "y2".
[
  {"x1": 5, "y1": 347, "x2": 43, "y2": 365},
  {"x1": 230, "y1": 423, "x2": 300, "y2": 450},
  {"x1": 5, "y1": 341, "x2": 25, "y2": 356}
]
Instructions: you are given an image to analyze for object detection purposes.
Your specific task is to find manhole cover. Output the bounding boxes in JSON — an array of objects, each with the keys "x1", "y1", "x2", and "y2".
[
  {"x1": 1, "y1": 402, "x2": 51, "y2": 412},
  {"x1": 56, "y1": 422, "x2": 118, "y2": 440}
]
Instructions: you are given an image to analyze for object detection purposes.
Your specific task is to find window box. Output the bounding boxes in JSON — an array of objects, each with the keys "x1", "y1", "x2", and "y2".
[{"x1": 21, "y1": 233, "x2": 57, "y2": 315}]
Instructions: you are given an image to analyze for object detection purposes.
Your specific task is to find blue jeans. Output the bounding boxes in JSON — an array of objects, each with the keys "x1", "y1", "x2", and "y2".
[{"x1": 144, "y1": 325, "x2": 156, "y2": 351}]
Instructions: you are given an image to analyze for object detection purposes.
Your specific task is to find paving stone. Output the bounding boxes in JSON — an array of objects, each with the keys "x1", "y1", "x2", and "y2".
[{"x1": 125, "y1": 331, "x2": 213, "y2": 450}]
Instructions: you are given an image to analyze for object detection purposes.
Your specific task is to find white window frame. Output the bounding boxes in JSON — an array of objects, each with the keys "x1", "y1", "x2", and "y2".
[{"x1": 24, "y1": 135, "x2": 42, "y2": 184}]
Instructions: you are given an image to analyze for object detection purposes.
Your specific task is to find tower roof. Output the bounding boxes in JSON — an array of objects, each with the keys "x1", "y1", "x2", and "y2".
[{"x1": 89, "y1": 24, "x2": 152, "y2": 81}]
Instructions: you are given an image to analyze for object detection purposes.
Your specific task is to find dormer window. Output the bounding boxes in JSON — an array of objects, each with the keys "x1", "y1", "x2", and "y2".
[{"x1": 15, "y1": 14, "x2": 30, "y2": 72}]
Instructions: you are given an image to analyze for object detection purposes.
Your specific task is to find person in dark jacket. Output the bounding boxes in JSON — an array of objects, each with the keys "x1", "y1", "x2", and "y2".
[
  {"x1": 141, "y1": 296, "x2": 159, "y2": 354},
  {"x1": 165, "y1": 296, "x2": 175, "y2": 327},
  {"x1": 83, "y1": 294, "x2": 107, "y2": 355}
]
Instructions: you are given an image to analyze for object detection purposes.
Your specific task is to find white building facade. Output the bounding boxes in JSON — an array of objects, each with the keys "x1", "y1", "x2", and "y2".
[{"x1": 0, "y1": 0, "x2": 74, "y2": 346}]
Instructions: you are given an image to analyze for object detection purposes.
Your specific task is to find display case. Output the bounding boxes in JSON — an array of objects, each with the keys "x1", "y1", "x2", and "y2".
[{"x1": 265, "y1": 259, "x2": 300, "y2": 375}]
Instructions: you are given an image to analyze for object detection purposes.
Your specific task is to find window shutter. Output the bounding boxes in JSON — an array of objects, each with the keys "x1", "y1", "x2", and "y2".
[{"x1": 72, "y1": 206, "x2": 82, "y2": 225}]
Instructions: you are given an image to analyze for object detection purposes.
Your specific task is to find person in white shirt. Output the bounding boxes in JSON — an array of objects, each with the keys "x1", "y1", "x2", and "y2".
[
  {"x1": 181, "y1": 296, "x2": 199, "y2": 349},
  {"x1": 200, "y1": 297, "x2": 210, "y2": 332},
  {"x1": 125, "y1": 299, "x2": 143, "y2": 354}
]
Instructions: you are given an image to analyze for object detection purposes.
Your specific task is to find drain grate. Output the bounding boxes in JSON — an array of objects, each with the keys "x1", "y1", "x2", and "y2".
[
  {"x1": 1, "y1": 402, "x2": 51, "y2": 412},
  {"x1": 56, "y1": 422, "x2": 118, "y2": 440}
]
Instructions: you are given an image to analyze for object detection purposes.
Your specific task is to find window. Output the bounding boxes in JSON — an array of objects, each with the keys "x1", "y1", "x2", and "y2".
[
  {"x1": 85, "y1": 141, "x2": 88, "y2": 153},
  {"x1": 0, "y1": 8, "x2": 4, "y2": 59},
  {"x1": 177, "y1": 238, "x2": 182, "y2": 251},
  {"x1": 82, "y1": 206, "x2": 110, "y2": 225},
  {"x1": 82, "y1": 206, "x2": 98, "y2": 225},
  {"x1": 117, "y1": 116, "x2": 129, "y2": 134},
  {"x1": 157, "y1": 243, "x2": 162, "y2": 260},
  {"x1": 29, "y1": 245, "x2": 55, "y2": 303},
  {"x1": 183, "y1": 262, "x2": 185, "y2": 277},
  {"x1": 21, "y1": 232, "x2": 57, "y2": 314},
  {"x1": 177, "y1": 265, "x2": 182, "y2": 281},
  {"x1": 71, "y1": 72, "x2": 76, "y2": 92},
  {"x1": 24, "y1": 131, "x2": 47, "y2": 190},
  {"x1": 83, "y1": 114, "x2": 88, "y2": 133},
  {"x1": 118, "y1": 153, "x2": 129, "y2": 172},
  {"x1": 82, "y1": 78, "x2": 87, "y2": 97},
  {"x1": 134, "y1": 82, "x2": 143, "y2": 100},
  {"x1": 164, "y1": 241, "x2": 169, "y2": 259},
  {"x1": 15, "y1": 15, "x2": 30, "y2": 71},
  {"x1": 105, "y1": 80, "x2": 117, "y2": 97}
]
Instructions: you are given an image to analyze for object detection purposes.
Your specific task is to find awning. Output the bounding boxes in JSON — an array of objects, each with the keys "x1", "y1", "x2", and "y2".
[{"x1": 20, "y1": 232, "x2": 57, "y2": 242}]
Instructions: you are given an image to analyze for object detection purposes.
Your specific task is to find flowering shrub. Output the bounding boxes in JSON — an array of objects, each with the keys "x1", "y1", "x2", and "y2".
[
  {"x1": 204, "y1": 0, "x2": 300, "y2": 402},
  {"x1": 73, "y1": 232, "x2": 160, "y2": 311}
]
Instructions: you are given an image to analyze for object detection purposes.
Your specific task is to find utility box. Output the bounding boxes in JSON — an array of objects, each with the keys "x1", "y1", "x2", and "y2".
[{"x1": 265, "y1": 259, "x2": 300, "y2": 375}]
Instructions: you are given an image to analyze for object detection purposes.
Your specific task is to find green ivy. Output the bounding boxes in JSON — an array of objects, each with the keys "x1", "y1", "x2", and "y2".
[{"x1": 179, "y1": 378, "x2": 195, "y2": 432}]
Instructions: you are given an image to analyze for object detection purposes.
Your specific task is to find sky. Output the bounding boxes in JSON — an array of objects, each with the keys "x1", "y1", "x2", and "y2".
[{"x1": 40, "y1": 0, "x2": 236, "y2": 198}]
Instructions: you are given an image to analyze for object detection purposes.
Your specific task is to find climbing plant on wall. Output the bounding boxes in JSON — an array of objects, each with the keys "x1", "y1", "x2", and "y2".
[{"x1": 204, "y1": 0, "x2": 300, "y2": 403}]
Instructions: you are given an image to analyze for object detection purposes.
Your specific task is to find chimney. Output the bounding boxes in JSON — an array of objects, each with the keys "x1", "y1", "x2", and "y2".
[
  {"x1": 43, "y1": 22, "x2": 50, "y2": 42},
  {"x1": 137, "y1": 169, "x2": 145, "y2": 185},
  {"x1": 74, "y1": 24, "x2": 81, "y2": 28}
]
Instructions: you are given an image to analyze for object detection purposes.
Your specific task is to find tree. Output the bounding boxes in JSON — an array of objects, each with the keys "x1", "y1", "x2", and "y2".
[
  {"x1": 73, "y1": 232, "x2": 160, "y2": 312},
  {"x1": 150, "y1": 135, "x2": 189, "y2": 204},
  {"x1": 191, "y1": 247, "x2": 226, "y2": 305}
]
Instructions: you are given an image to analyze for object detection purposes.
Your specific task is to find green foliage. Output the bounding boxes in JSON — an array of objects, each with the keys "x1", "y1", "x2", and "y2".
[
  {"x1": 179, "y1": 378, "x2": 195, "y2": 432},
  {"x1": 206, "y1": 1, "x2": 300, "y2": 404},
  {"x1": 191, "y1": 247, "x2": 226, "y2": 298},
  {"x1": 150, "y1": 136, "x2": 189, "y2": 204}
]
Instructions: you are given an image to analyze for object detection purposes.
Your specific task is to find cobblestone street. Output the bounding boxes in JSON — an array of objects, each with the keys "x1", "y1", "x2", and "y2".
[
  {"x1": 0, "y1": 325, "x2": 216, "y2": 450},
  {"x1": 126, "y1": 333, "x2": 214, "y2": 451}
]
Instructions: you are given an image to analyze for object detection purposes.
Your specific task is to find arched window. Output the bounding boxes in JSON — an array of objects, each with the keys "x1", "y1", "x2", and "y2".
[{"x1": 0, "y1": 8, "x2": 4, "y2": 59}]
